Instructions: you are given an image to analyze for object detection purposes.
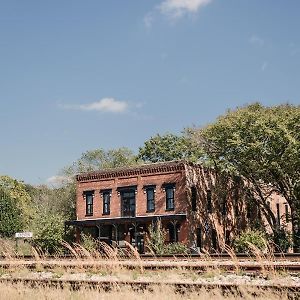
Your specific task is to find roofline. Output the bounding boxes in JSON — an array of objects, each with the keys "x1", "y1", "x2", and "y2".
[{"x1": 76, "y1": 160, "x2": 195, "y2": 182}]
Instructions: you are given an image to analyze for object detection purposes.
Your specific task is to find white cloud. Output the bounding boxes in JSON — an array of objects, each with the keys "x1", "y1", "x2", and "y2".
[
  {"x1": 158, "y1": 0, "x2": 212, "y2": 19},
  {"x1": 46, "y1": 175, "x2": 72, "y2": 187},
  {"x1": 62, "y1": 98, "x2": 128, "y2": 113},
  {"x1": 144, "y1": 12, "x2": 154, "y2": 29},
  {"x1": 249, "y1": 35, "x2": 265, "y2": 47},
  {"x1": 261, "y1": 61, "x2": 268, "y2": 71}
]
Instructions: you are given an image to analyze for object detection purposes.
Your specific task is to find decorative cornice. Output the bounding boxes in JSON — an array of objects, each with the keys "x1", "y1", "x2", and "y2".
[{"x1": 76, "y1": 161, "x2": 186, "y2": 182}]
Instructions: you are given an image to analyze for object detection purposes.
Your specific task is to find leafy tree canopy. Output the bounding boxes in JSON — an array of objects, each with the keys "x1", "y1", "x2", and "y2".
[
  {"x1": 63, "y1": 147, "x2": 139, "y2": 176},
  {"x1": 0, "y1": 176, "x2": 33, "y2": 229},
  {"x1": 138, "y1": 133, "x2": 203, "y2": 163},
  {"x1": 191, "y1": 103, "x2": 300, "y2": 247}
]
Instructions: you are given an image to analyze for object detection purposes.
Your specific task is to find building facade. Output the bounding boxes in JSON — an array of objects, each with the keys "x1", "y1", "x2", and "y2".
[{"x1": 66, "y1": 161, "x2": 290, "y2": 253}]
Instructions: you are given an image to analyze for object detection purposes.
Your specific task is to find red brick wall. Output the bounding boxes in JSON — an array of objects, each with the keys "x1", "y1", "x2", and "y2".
[{"x1": 76, "y1": 170, "x2": 188, "y2": 220}]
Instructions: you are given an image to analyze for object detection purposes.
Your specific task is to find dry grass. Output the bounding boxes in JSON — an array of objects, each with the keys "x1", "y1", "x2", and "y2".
[
  {"x1": 1, "y1": 240, "x2": 300, "y2": 299},
  {"x1": 0, "y1": 282, "x2": 295, "y2": 300}
]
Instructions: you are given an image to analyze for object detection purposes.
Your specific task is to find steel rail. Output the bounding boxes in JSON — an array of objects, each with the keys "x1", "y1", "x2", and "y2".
[
  {"x1": 2, "y1": 260, "x2": 300, "y2": 272},
  {"x1": 0, "y1": 277, "x2": 299, "y2": 295},
  {"x1": 2, "y1": 253, "x2": 300, "y2": 261}
]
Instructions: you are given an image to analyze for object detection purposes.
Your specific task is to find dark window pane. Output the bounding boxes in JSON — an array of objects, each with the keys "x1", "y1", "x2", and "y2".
[
  {"x1": 146, "y1": 188, "x2": 155, "y2": 212},
  {"x1": 103, "y1": 192, "x2": 110, "y2": 215},
  {"x1": 207, "y1": 190, "x2": 212, "y2": 213},
  {"x1": 191, "y1": 186, "x2": 197, "y2": 211},
  {"x1": 85, "y1": 193, "x2": 93, "y2": 215},
  {"x1": 166, "y1": 187, "x2": 174, "y2": 210},
  {"x1": 276, "y1": 203, "x2": 280, "y2": 226},
  {"x1": 285, "y1": 204, "x2": 289, "y2": 222}
]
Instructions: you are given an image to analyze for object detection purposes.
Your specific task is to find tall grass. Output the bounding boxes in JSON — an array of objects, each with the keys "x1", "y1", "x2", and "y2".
[{"x1": 0, "y1": 282, "x2": 294, "y2": 300}]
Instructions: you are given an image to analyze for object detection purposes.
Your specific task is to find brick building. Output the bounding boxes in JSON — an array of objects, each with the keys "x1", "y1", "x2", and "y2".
[{"x1": 66, "y1": 161, "x2": 290, "y2": 253}]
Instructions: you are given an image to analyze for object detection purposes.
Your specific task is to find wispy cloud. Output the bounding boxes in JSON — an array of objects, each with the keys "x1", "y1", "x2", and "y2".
[
  {"x1": 249, "y1": 35, "x2": 265, "y2": 47},
  {"x1": 144, "y1": 12, "x2": 154, "y2": 29},
  {"x1": 46, "y1": 175, "x2": 72, "y2": 187},
  {"x1": 144, "y1": 0, "x2": 212, "y2": 27},
  {"x1": 158, "y1": 0, "x2": 212, "y2": 19},
  {"x1": 61, "y1": 98, "x2": 129, "y2": 113},
  {"x1": 261, "y1": 61, "x2": 268, "y2": 72}
]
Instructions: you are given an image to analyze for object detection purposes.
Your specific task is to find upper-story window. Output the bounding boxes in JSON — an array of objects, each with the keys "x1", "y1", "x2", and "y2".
[
  {"x1": 164, "y1": 184, "x2": 175, "y2": 211},
  {"x1": 144, "y1": 185, "x2": 155, "y2": 212},
  {"x1": 207, "y1": 190, "x2": 212, "y2": 213},
  {"x1": 191, "y1": 186, "x2": 197, "y2": 211},
  {"x1": 84, "y1": 191, "x2": 94, "y2": 216},
  {"x1": 101, "y1": 190, "x2": 111, "y2": 215}
]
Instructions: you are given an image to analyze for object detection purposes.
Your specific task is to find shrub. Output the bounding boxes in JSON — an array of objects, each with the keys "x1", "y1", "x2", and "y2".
[
  {"x1": 272, "y1": 228, "x2": 292, "y2": 252},
  {"x1": 163, "y1": 242, "x2": 188, "y2": 255},
  {"x1": 146, "y1": 219, "x2": 188, "y2": 255},
  {"x1": 80, "y1": 233, "x2": 98, "y2": 252},
  {"x1": 147, "y1": 219, "x2": 166, "y2": 255},
  {"x1": 32, "y1": 213, "x2": 64, "y2": 254},
  {"x1": 233, "y1": 229, "x2": 267, "y2": 254},
  {"x1": 0, "y1": 190, "x2": 23, "y2": 237}
]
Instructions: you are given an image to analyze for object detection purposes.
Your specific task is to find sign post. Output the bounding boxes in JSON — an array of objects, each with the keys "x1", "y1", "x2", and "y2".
[{"x1": 14, "y1": 232, "x2": 33, "y2": 254}]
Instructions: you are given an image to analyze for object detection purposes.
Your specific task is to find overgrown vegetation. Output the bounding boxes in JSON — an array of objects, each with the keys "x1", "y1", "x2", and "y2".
[
  {"x1": 0, "y1": 103, "x2": 299, "y2": 253},
  {"x1": 233, "y1": 230, "x2": 267, "y2": 254},
  {"x1": 147, "y1": 219, "x2": 188, "y2": 255}
]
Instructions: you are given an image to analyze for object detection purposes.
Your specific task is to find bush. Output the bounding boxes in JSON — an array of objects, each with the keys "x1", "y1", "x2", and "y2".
[
  {"x1": 0, "y1": 191, "x2": 23, "y2": 237},
  {"x1": 163, "y1": 242, "x2": 188, "y2": 255},
  {"x1": 233, "y1": 229, "x2": 267, "y2": 254},
  {"x1": 147, "y1": 219, "x2": 188, "y2": 255},
  {"x1": 147, "y1": 219, "x2": 166, "y2": 255},
  {"x1": 32, "y1": 213, "x2": 65, "y2": 254},
  {"x1": 272, "y1": 228, "x2": 292, "y2": 252},
  {"x1": 80, "y1": 233, "x2": 98, "y2": 252}
]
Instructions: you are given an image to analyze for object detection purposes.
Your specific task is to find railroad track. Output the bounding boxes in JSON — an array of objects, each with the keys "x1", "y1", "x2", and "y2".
[
  {"x1": 2, "y1": 253, "x2": 300, "y2": 261},
  {"x1": 2, "y1": 259, "x2": 300, "y2": 272},
  {"x1": 0, "y1": 277, "x2": 300, "y2": 295}
]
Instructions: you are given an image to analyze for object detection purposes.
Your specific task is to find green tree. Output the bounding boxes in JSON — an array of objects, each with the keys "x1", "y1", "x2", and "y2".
[
  {"x1": 0, "y1": 190, "x2": 23, "y2": 237},
  {"x1": 31, "y1": 212, "x2": 65, "y2": 253},
  {"x1": 63, "y1": 147, "x2": 139, "y2": 176},
  {"x1": 193, "y1": 103, "x2": 300, "y2": 249},
  {"x1": 0, "y1": 176, "x2": 33, "y2": 232},
  {"x1": 138, "y1": 133, "x2": 203, "y2": 163}
]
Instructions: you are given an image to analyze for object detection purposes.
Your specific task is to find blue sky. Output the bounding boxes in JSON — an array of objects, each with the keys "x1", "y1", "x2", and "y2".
[{"x1": 0, "y1": 0, "x2": 299, "y2": 185}]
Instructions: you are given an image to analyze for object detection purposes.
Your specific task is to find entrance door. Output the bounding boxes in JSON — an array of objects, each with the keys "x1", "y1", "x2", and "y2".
[
  {"x1": 121, "y1": 190, "x2": 136, "y2": 217},
  {"x1": 129, "y1": 228, "x2": 144, "y2": 253}
]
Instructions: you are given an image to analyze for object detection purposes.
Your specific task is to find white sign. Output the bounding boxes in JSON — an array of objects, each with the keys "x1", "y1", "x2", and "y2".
[{"x1": 15, "y1": 232, "x2": 33, "y2": 238}]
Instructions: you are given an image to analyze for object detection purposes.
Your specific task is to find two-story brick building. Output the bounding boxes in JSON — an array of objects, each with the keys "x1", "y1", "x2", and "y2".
[{"x1": 65, "y1": 160, "x2": 290, "y2": 253}]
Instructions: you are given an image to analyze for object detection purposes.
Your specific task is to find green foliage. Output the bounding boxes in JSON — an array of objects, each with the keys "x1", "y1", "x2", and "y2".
[
  {"x1": 233, "y1": 230, "x2": 267, "y2": 254},
  {"x1": 32, "y1": 212, "x2": 65, "y2": 254},
  {"x1": 272, "y1": 228, "x2": 292, "y2": 253},
  {"x1": 80, "y1": 233, "x2": 98, "y2": 252},
  {"x1": 0, "y1": 190, "x2": 23, "y2": 237},
  {"x1": 163, "y1": 242, "x2": 188, "y2": 255},
  {"x1": 147, "y1": 220, "x2": 188, "y2": 255},
  {"x1": 0, "y1": 176, "x2": 33, "y2": 229},
  {"x1": 63, "y1": 147, "x2": 139, "y2": 176},
  {"x1": 194, "y1": 103, "x2": 300, "y2": 247},
  {"x1": 147, "y1": 219, "x2": 166, "y2": 255},
  {"x1": 138, "y1": 133, "x2": 203, "y2": 163}
]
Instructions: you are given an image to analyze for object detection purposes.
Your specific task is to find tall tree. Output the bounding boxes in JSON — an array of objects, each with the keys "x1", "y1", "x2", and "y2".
[
  {"x1": 0, "y1": 189, "x2": 23, "y2": 237},
  {"x1": 63, "y1": 147, "x2": 139, "y2": 176},
  {"x1": 192, "y1": 103, "x2": 300, "y2": 249},
  {"x1": 138, "y1": 133, "x2": 203, "y2": 163},
  {"x1": 0, "y1": 176, "x2": 33, "y2": 232}
]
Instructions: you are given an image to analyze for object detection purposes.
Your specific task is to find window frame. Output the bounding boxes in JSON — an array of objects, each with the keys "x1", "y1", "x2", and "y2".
[
  {"x1": 207, "y1": 190, "x2": 212, "y2": 213},
  {"x1": 84, "y1": 191, "x2": 94, "y2": 216},
  {"x1": 101, "y1": 189, "x2": 111, "y2": 215},
  {"x1": 164, "y1": 184, "x2": 175, "y2": 211},
  {"x1": 144, "y1": 185, "x2": 156, "y2": 213},
  {"x1": 191, "y1": 186, "x2": 197, "y2": 212}
]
